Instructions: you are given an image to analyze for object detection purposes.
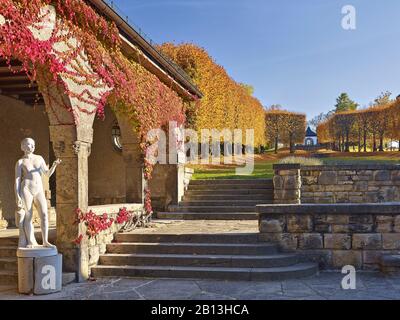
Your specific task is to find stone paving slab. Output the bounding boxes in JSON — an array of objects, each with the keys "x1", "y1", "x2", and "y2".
[
  {"x1": 1, "y1": 271, "x2": 400, "y2": 300},
  {"x1": 127, "y1": 219, "x2": 259, "y2": 235}
]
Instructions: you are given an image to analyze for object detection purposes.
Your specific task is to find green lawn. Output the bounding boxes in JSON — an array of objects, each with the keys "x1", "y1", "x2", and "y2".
[
  {"x1": 190, "y1": 153, "x2": 400, "y2": 180},
  {"x1": 192, "y1": 161, "x2": 275, "y2": 180}
]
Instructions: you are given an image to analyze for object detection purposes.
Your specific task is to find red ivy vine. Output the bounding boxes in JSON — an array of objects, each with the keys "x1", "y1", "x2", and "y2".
[
  {"x1": 74, "y1": 207, "x2": 133, "y2": 244},
  {"x1": 0, "y1": 0, "x2": 195, "y2": 216}
]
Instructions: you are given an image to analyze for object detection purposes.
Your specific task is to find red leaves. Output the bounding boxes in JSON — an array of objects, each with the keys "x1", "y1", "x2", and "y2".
[
  {"x1": 74, "y1": 208, "x2": 114, "y2": 241},
  {"x1": 115, "y1": 207, "x2": 131, "y2": 225},
  {"x1": 73, "y1": 234, "x2": 83, "y2": 245},
  {"x1": 1, "y1": 0, "x2": 193, "y2": 216}
]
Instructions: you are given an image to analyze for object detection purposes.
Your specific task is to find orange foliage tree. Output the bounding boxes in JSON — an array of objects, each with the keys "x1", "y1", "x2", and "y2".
[
  {"x1": 317, "y1": 99, "x2": 400, "y2": 152},
  {"x1": 158, "y1": 43, "x2": 266, "y2": 148}
]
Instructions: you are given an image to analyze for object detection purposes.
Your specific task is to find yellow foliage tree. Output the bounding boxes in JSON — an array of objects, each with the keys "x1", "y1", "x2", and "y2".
[{"x1": 158, "y1": 43, "x2": 266, "y2": 147}]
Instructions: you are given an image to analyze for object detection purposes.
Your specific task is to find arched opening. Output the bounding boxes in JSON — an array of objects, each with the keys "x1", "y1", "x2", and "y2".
[
  {"x1": 88, "y1": 106, "x2": 126, "y2": 205},
  {"x1": 305, "y1": 138, "x2": 314, "y2": 146},
  {"x1": 0, "y1": 59, "x2": 56, "y2": 228}
]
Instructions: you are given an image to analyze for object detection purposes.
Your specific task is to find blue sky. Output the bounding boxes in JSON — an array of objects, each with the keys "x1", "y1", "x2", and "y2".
[{"x1": 111, "y1": 0, "x2": 400, "y2": 120}]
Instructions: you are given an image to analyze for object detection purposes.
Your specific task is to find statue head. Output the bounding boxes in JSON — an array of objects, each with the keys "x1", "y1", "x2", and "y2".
[{"x1": 21, "y1": 138, "x2": 35, "y2": 154}]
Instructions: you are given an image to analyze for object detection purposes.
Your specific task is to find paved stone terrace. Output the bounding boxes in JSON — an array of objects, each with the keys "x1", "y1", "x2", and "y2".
[
  {"x1": 2, "y1": 220, "x2": 400, "y2": 299},
  {"x1": 127, "y1": 219, "x2": 259, "y2": 235},
  {"x1": 1, "y1": 272, "x2": 400, "y2": 300}
]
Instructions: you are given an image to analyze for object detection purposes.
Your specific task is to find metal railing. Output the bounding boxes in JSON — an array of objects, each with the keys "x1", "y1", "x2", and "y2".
[{"x1": 105, "y1": 0, "x2": 196, "y2": 88}]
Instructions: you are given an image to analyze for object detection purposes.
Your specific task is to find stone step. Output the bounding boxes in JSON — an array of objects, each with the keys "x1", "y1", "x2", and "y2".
[
  {"x1": 168, "y1": 205, "x2": 255, "y2": 213},
  {"x1": 0, "y1": 237, "x2": 18, "y2": 246},
  {"x1": 0, "y1": 258, "x2": 17, "y2": 271},
  {"x1": 99, "y1": 253, "x2": 298, "y2": 268},
  {"x1": 106, "y1": 242, "x2": 278, "y2": 255},
  {"x1": 186, "y1": 189, "x2": 273, "y2": 196},
  {"x1": 184, "y1": 194, "x2": 273, "y2": 201},
  {"x1": 190, "y1": 179, "x2": 273, "y2": 185},
  {"x1": 91, "y1": 263, "x2": 318, "y2": 281},
  {"x1": 0, "y1": 285, "x2": 17, "y2": 292},
  {"x1": 157, "y1": 212, "x2": 258, "y2": 220},
  {"x1": 0, "y1": 246, "x2": 17, "y2": 258},
  {"x1": 180, "y1": 200, "x2": 273, "y2": 206},
  {"x1": 62, "y1": 273, "x2": 77, "y2": 286},
  {"x1": 188, "y1": 184, "x2": 273, "y2": 190},
  {"x1": 115, "y1": 233, "x2": 260, "y2": 244},
  {"x1": 0, "y1": 271, "x2": 18, "y2": 286}
]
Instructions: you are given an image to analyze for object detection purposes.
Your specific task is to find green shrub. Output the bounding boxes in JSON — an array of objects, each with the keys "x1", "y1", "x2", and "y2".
[{"x1": 278, "y1": 156, "x2": 323, "y2": 166}]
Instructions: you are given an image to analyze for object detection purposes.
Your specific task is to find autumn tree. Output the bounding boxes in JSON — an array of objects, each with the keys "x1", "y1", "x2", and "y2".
[
  {"x1": 373, "y1": 91, "x2": 392, "y2": 106},
  {"x1": 265, "y1": 109, "x2": 284, "y2": 153},
  {"x1": 158, "y1": 43, "x2": 267, "y2": 148},
  {"x1": 281, "y1": 112, "x2": 306, "y2": 154}
]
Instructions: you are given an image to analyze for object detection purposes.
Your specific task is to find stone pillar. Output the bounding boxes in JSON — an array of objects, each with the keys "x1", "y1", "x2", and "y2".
[
  {"x1": 122, "y1": 142, "x2": 145, "y2": 204},
  {"x1": 50, "y1": 124, "x2": 92, "y2": 281},
  {"x1": 149, "y1": 164, "x2": 184, "y2": 211},
  {"x1": 0, "y1": 210, "x2": 8, "y2": 230},
  {"x1": 116, "y1": 114, "x2": 145, "y2": 204},
  {"x1": 273, "y1": 164, "x2": 301, "y2": 204}
]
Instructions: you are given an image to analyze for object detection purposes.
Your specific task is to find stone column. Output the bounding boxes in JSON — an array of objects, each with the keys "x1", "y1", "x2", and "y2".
[
  {"x1": 122, "y1": 142, "x2": 145, "y2": 204},
  {"x1": 50, "y1": 124, "x2": 92, "y2": 281},
  {"x1": 116, "y1": 114, "x2": 145, "y2": 204},
  {"x1": 0, "y1": 208, "x2": 8, "y2": 230},
  {"x1": 273, "y1": 164, "x2": 301, "y2": 204}
]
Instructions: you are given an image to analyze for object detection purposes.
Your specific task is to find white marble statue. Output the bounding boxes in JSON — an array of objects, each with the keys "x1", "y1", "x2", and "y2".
[{"x1": 15, "y1": 138, "x2": 62, "y2": 249}]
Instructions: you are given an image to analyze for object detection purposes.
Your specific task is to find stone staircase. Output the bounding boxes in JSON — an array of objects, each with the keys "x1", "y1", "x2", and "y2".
[
  {"x1": 91, "y1": 232, "x2": 318, "y2": 281},
  {"x1": 0, "y1": 237, "x2": 18, "y2": 286},
  {"x1": 157, "y1": 179, "x2": 274, "y2": 220},
  {"x1": 0, "y1": 229, "x2": 73, "y2": 288},
  {"x1": 92, "y1": 178, "x2": 318, "y2": 281}
]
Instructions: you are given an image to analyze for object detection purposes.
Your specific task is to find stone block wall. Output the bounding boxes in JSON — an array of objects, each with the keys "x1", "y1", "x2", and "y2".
[
  {"x1": 273, "y1": 164, "x2": 400, "y2": 204},
  {"x1": 273, "y1": 164, "x2": 301, "y2": 204},
  {"x1": 257, "y1": 203, "x2": 400, "y2": 270},
  {"x1": 86, "y1": 204, "x2": 144, "y2": 274}
]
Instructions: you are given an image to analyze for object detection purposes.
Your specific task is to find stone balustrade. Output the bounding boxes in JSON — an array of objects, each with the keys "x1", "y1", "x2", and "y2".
[{"x1": 257, "y1": 203, "x2": 400, "y2": 270}]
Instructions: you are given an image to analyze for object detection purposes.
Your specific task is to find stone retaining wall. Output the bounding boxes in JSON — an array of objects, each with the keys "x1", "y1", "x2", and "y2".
[
  {"x1": 86, "y1": 204, "x2": 144, "y2": 273},
  {"x1": 257, "y1": 203, "x2": 400, "y2": 270},
  {"x1": 273, "y1": 164, "x2": 400, "y2": 204}
]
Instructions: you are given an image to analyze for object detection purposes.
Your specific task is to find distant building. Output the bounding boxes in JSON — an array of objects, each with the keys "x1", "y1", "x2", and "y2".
[
  {"x1": 304, "y1": 127, "x2": 318, "y2": 146},
  {"x1": 388, "y1": 141, "x2": 399, "y2": 150}
]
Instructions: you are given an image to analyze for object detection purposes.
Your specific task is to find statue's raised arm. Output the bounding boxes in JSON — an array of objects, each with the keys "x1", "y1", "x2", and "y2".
[{"x1": 40, "y1": 156, "x2": 62, "y2": 178}]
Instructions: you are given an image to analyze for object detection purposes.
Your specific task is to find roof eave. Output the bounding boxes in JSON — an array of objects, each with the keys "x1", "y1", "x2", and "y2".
[{"x1": 86, "y1": 0, "x2": 203, "y2": 100}]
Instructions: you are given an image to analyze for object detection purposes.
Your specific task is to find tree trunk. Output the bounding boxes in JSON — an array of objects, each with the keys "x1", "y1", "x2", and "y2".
[
  {"x1": 373, "y1": 133, "x2": 377, "y2": 152},
  {"x1": 289, "y1": 133, "x2": 295, "y2": 154},
  {"x1": 379, "y1": 134, "x2": 384, "y2": 152},
  {"x1": 345, "y1": 130, "x2": 350, "y2": 152},
  {"x1": 274, "y1": 136, "x2": 278, "y2": 154},
  {"x1": 363, "y1": 128, "x2": 367, "y2": 152},
  {"x1": 341, "y1": 136, "x2": 345, "y2": 152},
  {"x1": 358, "y1": 129, "x2": 361, "y2": 152}
]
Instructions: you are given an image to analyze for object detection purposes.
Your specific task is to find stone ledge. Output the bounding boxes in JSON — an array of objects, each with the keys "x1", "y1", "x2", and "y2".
[
  {"x1": 88, "y1": 203, "x2": 143, "y2": 216},
  {"x1": 273, "y1": 164, "x2": 301, "y2": 170},
  {"x1": 185, "y1": 167, "x2": 194, "y2": 174},
  {"x1": 257, "y1": 202, "x2": 400, "y2": 215},
  {"x1": 301, "y1": 164, "x2": 400, "y2": 171}
]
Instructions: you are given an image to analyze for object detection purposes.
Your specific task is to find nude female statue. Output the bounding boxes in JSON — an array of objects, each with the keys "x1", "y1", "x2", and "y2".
[{"x1": 15, "y1": 138, "x2": 62, "y2": 249}]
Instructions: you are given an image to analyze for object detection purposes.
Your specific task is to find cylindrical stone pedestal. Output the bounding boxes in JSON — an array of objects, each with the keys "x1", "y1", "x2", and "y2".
[{"x1": 17, "y1": 247, "x2": 62, "y2": 295}]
